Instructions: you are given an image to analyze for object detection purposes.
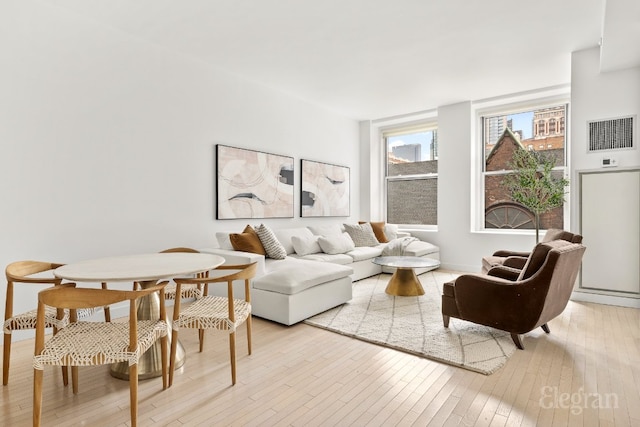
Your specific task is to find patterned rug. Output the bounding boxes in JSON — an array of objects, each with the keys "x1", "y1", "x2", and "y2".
[{"x1": 304, "y1": 270, "x2": 516, "y2": 375}]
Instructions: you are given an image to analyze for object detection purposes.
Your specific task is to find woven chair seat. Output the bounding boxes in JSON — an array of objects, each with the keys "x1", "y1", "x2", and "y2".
[
  {"x1": 33, "y1": 320, "x2": 168, "y2": 370},
  {"x1": 164, "y1": 283, "x2": 202, "y2": 300},
  {"x1": 4, "y1": 306, "x2": 69, "y2": 333},
  {"x1": 174, "y1": 296, "x2": 251, "y2": 332}
]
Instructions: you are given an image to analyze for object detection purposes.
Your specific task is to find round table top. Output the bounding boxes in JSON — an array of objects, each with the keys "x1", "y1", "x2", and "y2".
[
  {"x1": 372, "y1": 256, "x2": 441, "y2": 269},
  {"x1": 54, "y1": 252, "x2": 225, "y2": 282}
]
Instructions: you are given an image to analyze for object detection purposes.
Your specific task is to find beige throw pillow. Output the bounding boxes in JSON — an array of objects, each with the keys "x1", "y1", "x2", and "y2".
[
  {"x1": 359, "y1": 221, "x2": 389, "y2": 243},
  {"x1": 343, "y1": 223, "x2": 380, "y2": 247}
]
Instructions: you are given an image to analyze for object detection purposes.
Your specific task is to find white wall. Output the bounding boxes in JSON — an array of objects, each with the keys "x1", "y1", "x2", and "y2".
[
  {"x1": 1, "y1": 1, "x2": 359, "y2": 336},
  {"x1": 569, "y1": 47, "x2": 640, "y2": 307},
  {"x1": 570, "y1": 46, "x2": 640, "y2": 202}
]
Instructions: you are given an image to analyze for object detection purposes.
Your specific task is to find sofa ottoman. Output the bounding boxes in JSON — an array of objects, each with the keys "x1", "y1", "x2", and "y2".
[{"x1": 252, "y1": 259, "x2": 353, "y2": 325}]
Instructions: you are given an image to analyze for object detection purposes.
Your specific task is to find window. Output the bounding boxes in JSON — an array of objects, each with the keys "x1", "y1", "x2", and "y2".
[
  {"x1": 481, "y1": 104, "x2": 567, "y2": 230},
  {"x1": 384, "y1": 126, "x2": 438, "y2": 225}
]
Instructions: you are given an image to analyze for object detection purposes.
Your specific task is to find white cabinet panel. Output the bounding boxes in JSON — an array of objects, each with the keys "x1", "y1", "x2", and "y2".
[{"x1": 580, "y1": 169, "x2": 640, "y2": 294}]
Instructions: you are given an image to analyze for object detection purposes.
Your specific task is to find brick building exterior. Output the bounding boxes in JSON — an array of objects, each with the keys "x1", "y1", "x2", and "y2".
[
  {"x1": 387, "y1": 160, "x2": 438, "y2": 224},
  {"x1": 484, "y1": 128, "x2": 564, "y2": 229}
]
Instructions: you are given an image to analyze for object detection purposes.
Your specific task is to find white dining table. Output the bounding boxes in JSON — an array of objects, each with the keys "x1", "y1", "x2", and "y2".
[{"x1": 54, "y1": 252, "x2": 225, "y2": 380}]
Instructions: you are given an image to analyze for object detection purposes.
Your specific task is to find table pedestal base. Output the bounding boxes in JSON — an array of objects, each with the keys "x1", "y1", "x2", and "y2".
[
  {"x1": 110, "y1": 337, "x2": 185, "y2": 380},
  {"x1": 385, "y1": 267, "x2": 425, "y2": 296},
  {"x1": 110, "y1": 282, "x2": 186, "y2": 380}
]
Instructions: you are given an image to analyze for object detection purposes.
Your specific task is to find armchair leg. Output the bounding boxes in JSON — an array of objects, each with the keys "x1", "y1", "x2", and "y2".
[
  {"x1": 541, "y1": 323, "x2": 550, "y2": 334},
  {"x1": 442, "y1": 315, "x2": 450, "y2": 328},
  {"x1": 511, "y1": 333, "x2": 524, "y2": 350}
]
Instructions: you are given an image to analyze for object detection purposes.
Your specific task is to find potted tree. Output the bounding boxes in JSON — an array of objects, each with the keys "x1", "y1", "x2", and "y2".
[{"x1": 502, "y1": 149, "x2": 569, "y2": 243}]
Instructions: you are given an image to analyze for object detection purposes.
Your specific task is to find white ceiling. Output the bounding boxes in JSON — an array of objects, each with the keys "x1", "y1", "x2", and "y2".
[{"x1": 42, "y1": 0, "x2": 638, "y2": 120}]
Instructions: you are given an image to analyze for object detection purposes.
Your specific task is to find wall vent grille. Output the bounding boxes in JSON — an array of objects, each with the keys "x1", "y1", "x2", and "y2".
[{"x1": 588, "y1": 116, "x2": 634, "y2": 151}]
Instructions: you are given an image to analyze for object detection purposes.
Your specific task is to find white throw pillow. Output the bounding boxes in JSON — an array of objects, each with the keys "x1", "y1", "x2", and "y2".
[
  {"x1": 273, "y1": 227, "x2": 313, "y2": 255},
  {"x1": 308, "y1": 224, "x2": 344, "y2": 237},
  {"x1": 343, "y1": 223, "x2": 380, "y2": 247},
  {"x1": 291, "y1": 235, "x2": 322, "y2": 256},
  {"x1": 215, "y1": 232, "x2": 234, "y2": 250},
  {"x1": 317, "y1": 233, "x2": 356, "y2": 255},
  {"x1": 255, "y1": 224, "x2": 287, "y2": 260},
  {"x1": 384, "y1": 224, "x2": 399, "y2": 240}
]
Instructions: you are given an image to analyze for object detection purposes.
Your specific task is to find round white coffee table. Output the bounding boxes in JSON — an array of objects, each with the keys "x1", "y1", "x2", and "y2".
[{"x1": 372, "y1": 256, "x2": 440, "y2": 296}]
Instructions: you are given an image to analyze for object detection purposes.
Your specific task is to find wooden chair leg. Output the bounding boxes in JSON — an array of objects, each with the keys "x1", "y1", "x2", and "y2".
[
  {"x1": 101, "y1": 283, "x2": 111, "y2": 322},
  {"x1": 541, "y1": 323, "x2": 550, "y2": 333},
  {"x1": 60, "y1": 366, "x2": 68, "y2": 387},
  {"x1": 169, "y1": 329, "x2": 179, "y2": 387},
  {"x1": 198, "y1": 329, "x2": 205, "y2": 352},
  {"x1": 53, "y1": 327, "x2": 68, "y2": 386},
  {"x1": 161, "y1": 335, "x2": 168, "y2": 390},
  {"x1": 442, "y1": 315, "x2": 450, "y2": 328},
  {"x1": 3, "y1": 333, "x2": 11, "y2": 385},
  {"x1": 246, "y1": 316, "x2": 252, "y2": 355},
  {"x1": 129, "y1": 364, "x2": 138, "y2": 427},
  {"x1": 71, "y1": 366, "x2": 79, "y2": 394},
  {"x1": 33, "y1": 368, "x2": 43, "y2": 427},
  {"x1": 229, "y1": 331, "x2": 236, "y2": 385},
  {"x1": 511, "y1": 333, "x2": 524, "y2": 350}
]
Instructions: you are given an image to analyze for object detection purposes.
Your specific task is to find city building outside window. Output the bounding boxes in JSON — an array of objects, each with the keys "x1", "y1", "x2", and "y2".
[
  {"x1": 482, "y1": 104, "x2": 568, "y2": 230},
  {"x1": 384, "y1": 126, "x2": 438, "y2": 225}
]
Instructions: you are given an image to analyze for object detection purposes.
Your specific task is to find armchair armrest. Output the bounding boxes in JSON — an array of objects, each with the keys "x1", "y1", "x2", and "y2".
[
  {"x1": 486, "y1": 265, "x2": 521, "y2": 281},
  {"x1": 444, "y1": 273, "x2": 546, "y2": 333},
  {"x1": 502, "y1": 256, "x2": 528, "y2": 270},
  {"x1": 492, "y1": 249, "x2": 531, "y2": 257}
]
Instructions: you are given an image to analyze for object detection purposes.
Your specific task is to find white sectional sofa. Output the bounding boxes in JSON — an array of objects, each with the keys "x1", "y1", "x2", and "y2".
[{"x1": 201, "y1": 224, "x2": 439, "y2": 325}]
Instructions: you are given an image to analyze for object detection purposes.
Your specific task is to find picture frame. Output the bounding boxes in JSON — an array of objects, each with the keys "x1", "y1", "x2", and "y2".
[
  {"x1": 216, "y1": 144, "x2": 294, "y2": 219},
  {"x1": 300, "y1": 159, "x2": 350, "y2": 217}
]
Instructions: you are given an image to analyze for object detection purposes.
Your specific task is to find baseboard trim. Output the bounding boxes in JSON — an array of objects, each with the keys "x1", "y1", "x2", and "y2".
[{"x1": 571, "y1": 291, "x2": 640, "y2": 308}]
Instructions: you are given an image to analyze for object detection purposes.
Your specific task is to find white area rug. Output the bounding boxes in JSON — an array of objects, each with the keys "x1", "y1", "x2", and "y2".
[{"x1": 304, "y1": 270, "x2": 516, "y2": 375}]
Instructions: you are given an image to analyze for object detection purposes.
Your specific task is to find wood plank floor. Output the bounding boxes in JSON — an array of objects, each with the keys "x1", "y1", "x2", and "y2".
[{"x1": 2, "y1": 271, "x2": 639, "y2": 426}]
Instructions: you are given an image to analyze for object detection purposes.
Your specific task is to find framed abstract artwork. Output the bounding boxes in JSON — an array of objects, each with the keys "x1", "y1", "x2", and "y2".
[
  {"x1": 300, "y1": 159, "x2": 350, "y2": 217},
  {"x1": 216, "y1": 144, "x2": 294, "y2": 219}
]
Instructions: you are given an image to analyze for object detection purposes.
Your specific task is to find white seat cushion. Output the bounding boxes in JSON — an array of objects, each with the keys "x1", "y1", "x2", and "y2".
[
  {"x1": 298, "y1": 253, "x2": 353, "y2": 265},
  {"x1": 347, "y1": 246, "x2": 384, "y2": 262},
  {"x1": 253, "y1": 260, "x2": 352, "y2": 295},
  {"x1": 403, "y1": 241, "x2": 439, "y2": 257}
]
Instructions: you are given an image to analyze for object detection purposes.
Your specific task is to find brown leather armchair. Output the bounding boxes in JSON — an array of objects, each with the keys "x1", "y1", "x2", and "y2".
[
  {"x1": 443, "y1": 240, "x2": 586, "y2": 349},
  {"x1": 481, "y1": 229, "x2": 583, "y2": 274}
]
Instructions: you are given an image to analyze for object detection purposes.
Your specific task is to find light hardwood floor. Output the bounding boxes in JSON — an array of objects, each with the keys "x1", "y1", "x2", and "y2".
[{"x1": 2, "y1": 272, "x2": 639, "y2": 426}]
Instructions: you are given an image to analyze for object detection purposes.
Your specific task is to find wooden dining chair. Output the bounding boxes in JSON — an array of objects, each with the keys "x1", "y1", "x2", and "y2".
[
  {"x1": 3, "y1": 260, "x2": 111, "y2": 386},
  {"x1": 169, "y1": 262, "x2": 257, "y2": 386},
  {"x1": 33, "y1": 282, "x2": 170, "y2": 427},
  {"x1": 159, "y1": 248, "x2": 208, "y2": 300},
  {"x1": 133, "y1": 248, "x2": 208, "y2": 300},
  {"x1": 4, "y1": 261, "x2": 68, "y2": 386}
]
